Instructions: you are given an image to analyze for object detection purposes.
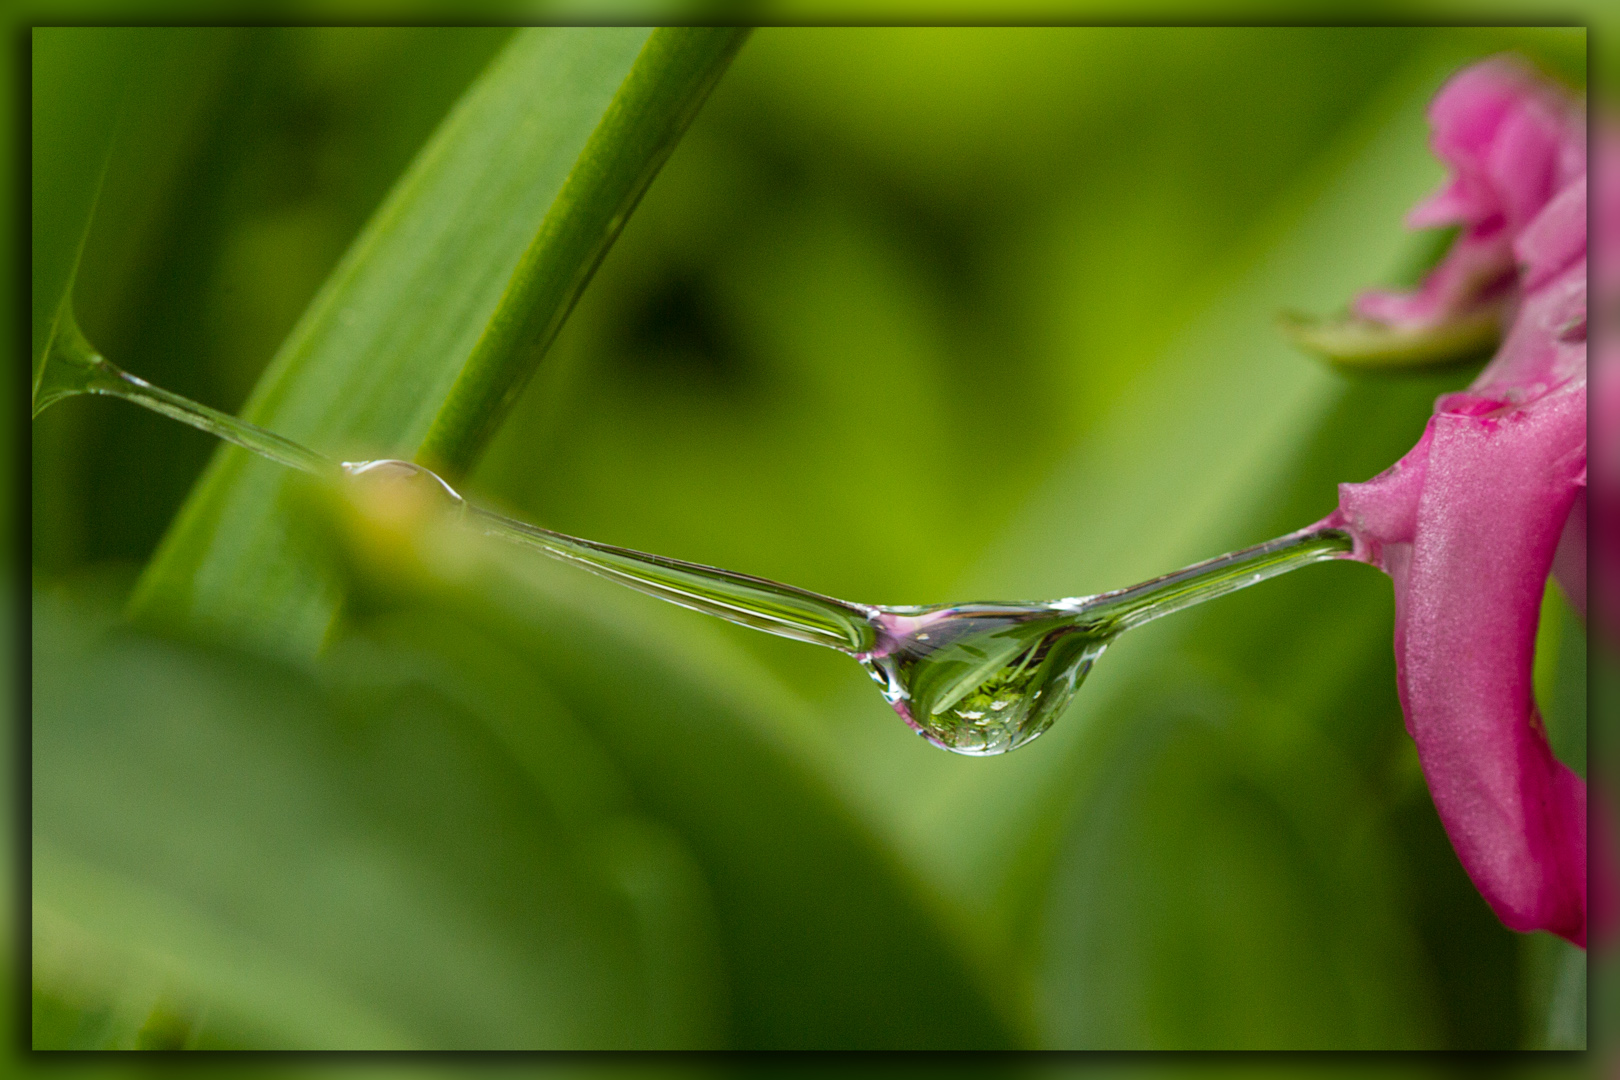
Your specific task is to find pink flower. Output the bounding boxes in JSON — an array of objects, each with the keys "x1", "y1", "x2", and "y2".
[
  {"x1": 1355, "y1": 59, "x2": 1585, "y2": 333},
  {"x1": 1313, "y1": 58, "x2": 1588, "y2": 946}
]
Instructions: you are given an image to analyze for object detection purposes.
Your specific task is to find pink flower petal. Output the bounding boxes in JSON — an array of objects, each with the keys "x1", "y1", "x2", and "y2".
[
  {"x1": 1515, "y1": 176, "x2": 1588, "y2": 293},
  {"x1": 1333, "y1": 375, "x2": 1586, "y2": 945},
  {"x1": 1316, "y1": 57, "x2": 1590, "y2": 946}
]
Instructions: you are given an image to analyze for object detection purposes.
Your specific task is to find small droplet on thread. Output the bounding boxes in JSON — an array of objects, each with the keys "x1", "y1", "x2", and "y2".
[
  {"x1": 342, "y1": 459, "x2": 465, "y2": 508},
  {"x1": 337, "y1": 459, "x2": 468, "y2": 540}
]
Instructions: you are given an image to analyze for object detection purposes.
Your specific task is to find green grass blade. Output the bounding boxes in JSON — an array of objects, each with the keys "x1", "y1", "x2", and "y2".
[
  {"x1": 129, "y1": 28, "x2": 743, "y2": 657},
  {"x1": 421, "y1": 27, "x2": 749, "y2": 476},
  {"x1": 31, "y1": 29, "x2": 136, "y2": 407}
]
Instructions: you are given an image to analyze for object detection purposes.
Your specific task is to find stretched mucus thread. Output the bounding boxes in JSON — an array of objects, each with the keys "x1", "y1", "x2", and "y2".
[{"x1": 35, "y1": 327, "x2": 1352, "y2": 755}]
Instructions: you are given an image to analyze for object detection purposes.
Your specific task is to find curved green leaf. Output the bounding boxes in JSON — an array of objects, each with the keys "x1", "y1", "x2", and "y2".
[{"x1": 129, "y1": 27, "x2": 745, "y2": 658}]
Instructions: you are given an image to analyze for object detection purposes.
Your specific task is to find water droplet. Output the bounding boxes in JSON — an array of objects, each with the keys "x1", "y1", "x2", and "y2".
[{"x1": 860, "y1": 604, "x2": 1113, "y2": 756}]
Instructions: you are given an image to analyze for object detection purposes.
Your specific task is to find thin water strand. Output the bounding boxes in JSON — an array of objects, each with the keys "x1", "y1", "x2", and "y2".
[
  {"x1": 464, "y1": 504, "x2": 880, "y2": 652},
  {"x1": 1066, "y1": 526, "x2": 1353, "y2": 633},
  {"x1": 35, "y1": 320, "x2": 336, "y2": 477},
  {"x1": 35, "y1": 336, "x2": 1359, "y2": 757},
  {"x1": 33, "y1": 327, "x2": 881, "y2": 653}
]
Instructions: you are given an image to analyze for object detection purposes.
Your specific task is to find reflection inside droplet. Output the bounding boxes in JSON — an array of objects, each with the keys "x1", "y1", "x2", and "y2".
[{"x1": 859, "y1": 603, "x2": 1113, "y2": 756}]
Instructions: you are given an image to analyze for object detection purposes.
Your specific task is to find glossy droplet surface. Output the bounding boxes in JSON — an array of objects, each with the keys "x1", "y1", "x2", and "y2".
[{"x1": 862, "y1": 604, "x2": 1112, "y2": 755}]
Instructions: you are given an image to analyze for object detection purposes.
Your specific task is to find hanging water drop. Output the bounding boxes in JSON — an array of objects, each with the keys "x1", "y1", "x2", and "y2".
[{"x1": 858, "y1": 604, "x2": 1113, "y2": 754}]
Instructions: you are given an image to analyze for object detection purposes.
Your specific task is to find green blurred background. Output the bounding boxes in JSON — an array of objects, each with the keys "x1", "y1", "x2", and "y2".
[{"x1": 30, "y1": 26, "x2": 1593, "y2": 1049}]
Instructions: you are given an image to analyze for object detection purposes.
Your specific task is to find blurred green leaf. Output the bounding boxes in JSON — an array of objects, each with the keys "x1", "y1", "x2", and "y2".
[
  {"x1": 33, "y1": 581, "x2": 723, "y2": 1048},
  {"x1": 1520, "y1": 932, "x2": 1587, "y2": 1049},
  {"x1": 1033, "y1": 667, "x2": 1433, "y2": 1048},
  {"x1": 1533, "y1": 584, "x2": 1587, "y2": 778},
  {"x1": 129, "y1": 28, "x2": 744, "y2": 658}
]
